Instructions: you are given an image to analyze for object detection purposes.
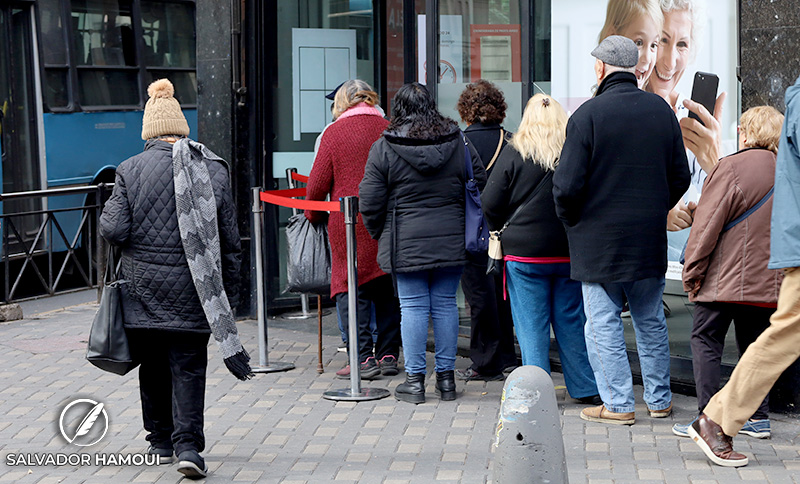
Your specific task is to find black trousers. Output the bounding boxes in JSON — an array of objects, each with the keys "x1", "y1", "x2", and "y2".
[
  {"x1": 127, "y1": 329, "x2": 210, "y2": 455},
  {"x1": 335, "y1": 274, "x2": 402, "y2": 362},
  {"x1": 691, "y1": 302, "x2": 772, "y2": 419},
  {"x1": 461, "y1": 253, "x2": 517, "y2": 375}
]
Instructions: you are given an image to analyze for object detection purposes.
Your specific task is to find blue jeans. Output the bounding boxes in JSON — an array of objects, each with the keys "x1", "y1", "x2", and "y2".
[
  {"x1": 505, "y1": 261, "x2": 598, "y2": 399},
  {"x1": 582, "y1": 278, "x2": 672, "y2": 413},
  {"x1": 396, "y1": 267, "x2": 464, "y2": 375}
]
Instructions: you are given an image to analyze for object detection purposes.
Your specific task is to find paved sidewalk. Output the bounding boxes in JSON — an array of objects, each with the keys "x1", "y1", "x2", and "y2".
[{"x1": 0, "y1": 300, "x2": 797, "y2": 483}]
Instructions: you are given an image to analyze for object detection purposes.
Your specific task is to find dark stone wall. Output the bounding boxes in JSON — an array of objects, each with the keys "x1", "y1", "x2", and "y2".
[
  {"x1": 740, "y1": 0, "x2": 800, "y2": 112},
  {"x1": 740, "y1": 0, "x2": 800, "y2": 413},
  {"x1": 196, "y1": 1, "x2": 254, "y2": 318},
  {"x1": 196, "y1": 0, "x2": 232, "y2": 159}
]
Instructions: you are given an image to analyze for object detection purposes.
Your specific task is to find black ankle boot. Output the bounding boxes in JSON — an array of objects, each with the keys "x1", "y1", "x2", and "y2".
[
  {"x1": 395, "y1": 373, "x2": 425, "y2": 404},
  {"x1": 435, "y1": 370, "x2": 456, "y2": 401}
]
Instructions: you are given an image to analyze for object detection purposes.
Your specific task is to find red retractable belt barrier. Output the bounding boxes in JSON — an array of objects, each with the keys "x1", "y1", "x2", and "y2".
[
  {"x1": 290, "y1": 172, "x2": 310, "y2": 184},
  {"x1": 259, "y1": 186, "x2": 340, "y2": 212}
]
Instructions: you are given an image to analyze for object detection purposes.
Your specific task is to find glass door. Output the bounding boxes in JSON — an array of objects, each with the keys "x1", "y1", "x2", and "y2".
[
  {"x1": 269, "y1": 0, "x2": 378, "y2": 304},
  {"x1": 435, "y1": 0, "x2": 524, "y2": 131},
  {"x1": 1, "y1": 3, "x2": 43, "y2": 254}
]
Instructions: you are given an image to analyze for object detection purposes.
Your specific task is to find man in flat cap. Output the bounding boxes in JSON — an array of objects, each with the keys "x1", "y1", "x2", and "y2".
[{"x1": 553, "y1": 35, "x2": 690, "y2": 425}]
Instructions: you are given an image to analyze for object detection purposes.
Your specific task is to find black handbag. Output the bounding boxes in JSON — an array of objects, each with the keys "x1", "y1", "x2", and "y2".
[{"x1": 86, "y1": 248, "x2": 138, "y2": 375}]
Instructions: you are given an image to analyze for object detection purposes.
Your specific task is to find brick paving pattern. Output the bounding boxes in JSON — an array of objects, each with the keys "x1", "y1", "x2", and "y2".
[{"x1": 0, "y1": 300, "x2": 798, "y2": 483}]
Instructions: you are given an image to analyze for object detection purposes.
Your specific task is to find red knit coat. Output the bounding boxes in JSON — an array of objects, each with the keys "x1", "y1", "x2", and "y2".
[{"x1": 305, "y1": 113, "x2": 389, "y2": 297}]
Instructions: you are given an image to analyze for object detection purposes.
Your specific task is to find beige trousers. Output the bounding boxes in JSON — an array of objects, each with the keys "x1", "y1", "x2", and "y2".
[{"x1": 704, "y1": 266, "x2": 800, "y2": 436}]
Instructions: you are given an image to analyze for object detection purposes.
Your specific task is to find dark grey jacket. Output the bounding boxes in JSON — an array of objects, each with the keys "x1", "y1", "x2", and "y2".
[
  {"x1": 359, "y1": 128, "x2": 486, "y2": 273},
  {"x1": 99, "y1": 139, "x2": 241, "y2": 332}
]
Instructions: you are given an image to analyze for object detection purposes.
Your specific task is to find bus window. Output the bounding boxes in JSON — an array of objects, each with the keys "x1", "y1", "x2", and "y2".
[
  {"x1": 141, "y1": 1, "x2": 196, "y2": 105},
  {"x1": 39, "y1": 0, "x2": 70, "y2": 110},
  {"x1": 71, "y1": 0, "x2": 139, "y2": 107}
]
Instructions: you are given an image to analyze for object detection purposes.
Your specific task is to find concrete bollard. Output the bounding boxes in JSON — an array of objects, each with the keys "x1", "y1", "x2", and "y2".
[{"x1": 493, "y1": 366, "x2": 569, "y2": 484}]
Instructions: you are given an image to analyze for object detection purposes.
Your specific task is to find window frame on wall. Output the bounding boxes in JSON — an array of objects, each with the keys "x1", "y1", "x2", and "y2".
[
  {"x1": 419, "y1": 0, "x2": 548, "y2": 109},
  {"x1": 34, "y1": 0, "x2": 196, "y2": 113}
]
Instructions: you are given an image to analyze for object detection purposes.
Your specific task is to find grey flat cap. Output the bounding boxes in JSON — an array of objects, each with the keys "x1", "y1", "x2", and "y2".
[{"x1": 591, "y1": 35, "x2": 638, "y2": 68}]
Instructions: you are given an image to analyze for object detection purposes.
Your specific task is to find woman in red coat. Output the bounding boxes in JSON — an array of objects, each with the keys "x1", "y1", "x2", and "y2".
[{"x1": 305, "y1": 80, "x2": 401, "y2": 379}]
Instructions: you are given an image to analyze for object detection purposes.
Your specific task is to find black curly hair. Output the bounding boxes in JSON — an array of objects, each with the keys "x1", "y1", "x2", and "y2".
[
  {"x1": 456, "y1": 79, "x2": 507, "y2": 125},
  {"x1": 386, "y1": 83, "x2": 458, "y2": 139}
]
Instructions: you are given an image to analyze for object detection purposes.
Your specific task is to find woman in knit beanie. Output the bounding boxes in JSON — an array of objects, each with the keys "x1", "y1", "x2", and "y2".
[
  {"x1": 304, "y1": 79, "x2": 402, "y2": 380},
  {"x1": 100, "y1": 79, "x2": 246, "y2": 479}
]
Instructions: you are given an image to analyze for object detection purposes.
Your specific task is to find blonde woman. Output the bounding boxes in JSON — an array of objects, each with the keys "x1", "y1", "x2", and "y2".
[
  {"x1": 481, "y1": 94, "x2": 599, "y2": 404},
  {"x1": 599, "y1": 0, "x2": 663, "y2": 89}
]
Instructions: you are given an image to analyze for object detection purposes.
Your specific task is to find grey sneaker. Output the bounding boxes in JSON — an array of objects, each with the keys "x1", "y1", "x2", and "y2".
[
  {"x1": 177, "y1": 450, "x2": 207, "y2": 479},
  {"x1": 739, "y1": 419, "x2": 771, "y2": 439},
  {"x1": 378, "y1": 355, "x2": 399, "y2": 376},
  {"x1": 336, "y1": 357, "x2": 381, "y2": 380},
  {"x1": 672, "y1": 417, "x2": 698, "y2": 437}
]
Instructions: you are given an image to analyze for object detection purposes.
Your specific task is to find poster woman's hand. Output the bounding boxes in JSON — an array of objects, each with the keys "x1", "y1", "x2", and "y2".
[{"x1": 679, "y1": 92, "x2": 727, "y2": 174}]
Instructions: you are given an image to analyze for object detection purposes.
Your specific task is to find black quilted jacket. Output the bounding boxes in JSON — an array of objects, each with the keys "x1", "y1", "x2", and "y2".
[{"x1": 99, "y1": 139, "x2": 242, "y2": 332}]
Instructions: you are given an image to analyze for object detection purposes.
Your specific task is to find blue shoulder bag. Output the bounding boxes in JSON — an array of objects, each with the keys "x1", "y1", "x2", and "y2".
[{"x1": 463, "y1": 134, "x2": 490, "y2": 255}]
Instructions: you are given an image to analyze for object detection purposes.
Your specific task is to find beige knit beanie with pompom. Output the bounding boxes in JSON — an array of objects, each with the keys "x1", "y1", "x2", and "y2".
[{"x1": 141, "y1": 79, "x2": 190, "y2": 140}]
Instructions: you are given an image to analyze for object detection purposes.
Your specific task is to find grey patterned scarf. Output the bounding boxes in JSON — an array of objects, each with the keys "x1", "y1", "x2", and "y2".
[{"x1": 172, "y1": 138, "x2": 252, "y2": 380}]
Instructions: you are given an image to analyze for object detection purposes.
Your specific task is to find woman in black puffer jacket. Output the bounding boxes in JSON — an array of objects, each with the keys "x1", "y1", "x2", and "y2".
[{"x1": 360, "y1": 82, "x2": 485, "y2": 404}]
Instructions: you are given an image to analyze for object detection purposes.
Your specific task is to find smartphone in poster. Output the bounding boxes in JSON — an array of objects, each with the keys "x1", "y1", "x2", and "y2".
[{"x1": 551, "y1": 0, "x2": 738, "y2": 280}]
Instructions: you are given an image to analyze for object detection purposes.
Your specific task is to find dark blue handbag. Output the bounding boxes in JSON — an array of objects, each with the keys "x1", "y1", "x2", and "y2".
[{"x1": 462, "y1": 134, "x2": 489, "y2": 255}]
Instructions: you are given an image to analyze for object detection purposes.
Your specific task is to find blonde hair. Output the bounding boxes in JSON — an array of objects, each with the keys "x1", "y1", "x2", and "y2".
[
  {"x1": 599, "y1": 0, "x2": 664, "y2": 43},
  {"x1": 739, "y1": 106, "x2": 784, "y2": 154},
  {"x1": 332, "y1": 79, "x2": 379, "y2": 119},
  {"x1": 510, "y1": 94, "x2": 567, "y2": 171}
]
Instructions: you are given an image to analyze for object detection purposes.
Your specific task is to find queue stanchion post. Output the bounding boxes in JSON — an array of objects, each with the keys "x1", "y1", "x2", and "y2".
[
  {"x1": 317, "y1": 294, "x2": 324, "y2": 374},
  {"x1": 323, "y1": 196, "x2": 390, "y2": 401},
  {"x1": 251, "y1": 187, "x2": 295, "y2": 374}
]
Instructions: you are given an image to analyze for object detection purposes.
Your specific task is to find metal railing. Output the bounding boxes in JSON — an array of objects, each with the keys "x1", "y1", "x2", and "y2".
[{"x1": 0, "y1": 183, "x2": 113, "y2": 303}]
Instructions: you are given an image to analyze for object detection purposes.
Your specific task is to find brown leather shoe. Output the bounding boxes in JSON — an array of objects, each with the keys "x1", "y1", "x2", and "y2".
[
  {"x1": 648, "y1": 402, "x2": 673, "y2": 418},
  {"x1": 580, "y1": 405, "x2": 635, "y2": 425},
  {"x1": 687, "y1": 414, "x2": 748, "y2": 467}
]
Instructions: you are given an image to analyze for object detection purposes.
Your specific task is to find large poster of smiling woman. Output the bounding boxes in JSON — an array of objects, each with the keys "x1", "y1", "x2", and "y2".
[{"x1": 551, "y1": 0, "x2": 738, "y2": 280}]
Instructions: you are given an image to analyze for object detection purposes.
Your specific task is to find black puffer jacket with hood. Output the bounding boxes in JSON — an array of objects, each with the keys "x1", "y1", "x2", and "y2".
[{"x1": 359, "y1": 126, "x2": 486, "y2": 273}]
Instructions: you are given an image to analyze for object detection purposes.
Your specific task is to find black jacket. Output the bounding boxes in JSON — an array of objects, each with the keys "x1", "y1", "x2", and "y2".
[
  {"x1": 482, "y1": 146, "x2": 569, "y2": 258},
  {"x1": 359, "y1": 128, "x2": 486, "y2": 273},
  {"x1": 99, "y1": 140, "x2": 242, "y2": 332},
  {"x1": 553, "y1": 72, "x2": 690, "y2": 283},
  {"x1": 463, "y1": 122, "x2": 510, "y2": 176}
]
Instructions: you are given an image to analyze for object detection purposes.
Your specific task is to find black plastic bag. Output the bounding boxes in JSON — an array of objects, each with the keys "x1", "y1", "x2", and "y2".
[{"x1": 285, "y1": 213, "x2": 331, "y2": 294}]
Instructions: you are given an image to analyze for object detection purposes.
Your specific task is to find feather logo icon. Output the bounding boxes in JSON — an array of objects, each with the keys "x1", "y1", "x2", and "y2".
[{"x1": 59, "y1": 399, "x2": 109, "y2": 447}]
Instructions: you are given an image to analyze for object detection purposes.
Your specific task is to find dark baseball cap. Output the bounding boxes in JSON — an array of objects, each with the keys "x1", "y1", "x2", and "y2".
[{"x1": 325, "y1": 82, "x2": 345, "y2": 101}]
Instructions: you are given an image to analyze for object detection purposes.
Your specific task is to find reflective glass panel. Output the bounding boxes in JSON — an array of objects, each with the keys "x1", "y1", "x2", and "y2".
[
  {"x1": 140, "y1": 1, "x2": 196, "y2": 68},
  {"x1": 39, "y1": 0, "x2": 68, "y2": 65},
  {"x1": 146, "y1": 70, "x2": 196, "y2": 105},
  {"x1": 436, "y1": 0, "x2": 523, "y2": 131},
  {"x1": 71, "y1": 0, "x2": 136, "y2": 66},
  {"x1": 78, "y1": 69, "x2": 138, "y2": 105},
  {"x1": 44, "y1": 69, "x2": 69, "y2": 108}
]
